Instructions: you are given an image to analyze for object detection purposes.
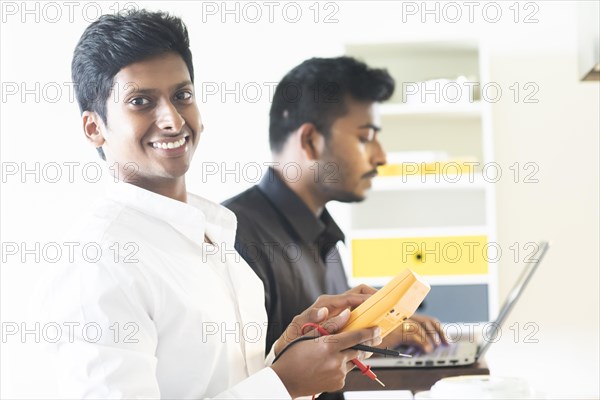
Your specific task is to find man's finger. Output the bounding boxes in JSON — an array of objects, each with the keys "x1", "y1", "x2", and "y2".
[
  {"x1": 412, "y1": 314, "x2": 449, "y2": 345},
  {"x1": 432, "y1": 321, "x2": 449, "y2": 345},
  {"x1": 404, "y1": 320, "x2": 432, "y2": 352},
  {"x1": 347, "y1": 284, "x2": 377, "y2": 295},
  {"x1": 341, "y1": 349, "x2": 362, "y2": 363},
  {"x1": 313, "y1": 293, "x2": 372, "y2": 313},
  {"x1": 423, "y1": 320, "x2": 443, "y2": 347},
  {"x1": 320, "y1": 309, "x2": 351, "y2": 334},
  {"x1": 328, "y1": 326, "x2": 381, "y2": 351}
]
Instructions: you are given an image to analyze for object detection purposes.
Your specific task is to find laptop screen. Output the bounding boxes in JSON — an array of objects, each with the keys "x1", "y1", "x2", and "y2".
[{"x1": 477, "y1": 241, "x2": 549, "y2": 359}]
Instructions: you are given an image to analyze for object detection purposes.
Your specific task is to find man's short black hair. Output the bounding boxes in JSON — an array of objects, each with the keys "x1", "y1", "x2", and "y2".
[
  {"x1": 71, "y1": 9, "x2": 194, "y2": 126},
  {"x1": 269, "y1": 56, "x2": 395, "y2": 153}
]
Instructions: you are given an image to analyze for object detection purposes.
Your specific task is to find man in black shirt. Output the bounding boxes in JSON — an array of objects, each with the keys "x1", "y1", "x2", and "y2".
[
  {"x1": 224, "y1": 57, "x2": 447, "y2": 354},
  {"x1": 225, "y1": 167, "x2": 351, "y2": 351}
]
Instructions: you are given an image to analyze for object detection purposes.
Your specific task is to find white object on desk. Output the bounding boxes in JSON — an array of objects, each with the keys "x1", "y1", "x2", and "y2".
[
  {"x1": 344, "y1": 390, "x2": 413, "y2": 399},
  {"x1": 414, "y1": 375, "x2": 537, "y2": 399}
]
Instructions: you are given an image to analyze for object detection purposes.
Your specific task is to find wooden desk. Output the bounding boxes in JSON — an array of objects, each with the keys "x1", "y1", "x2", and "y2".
[{"x1": 339, "y1": 359, "x2": 489, "y2": 394}]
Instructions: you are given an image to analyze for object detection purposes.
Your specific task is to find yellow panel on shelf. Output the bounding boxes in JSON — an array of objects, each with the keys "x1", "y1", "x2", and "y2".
[
  {"x1": 378, "y1": 159, "x2": 478, "y2": 177},
  {"x1": 352, "y1": 235, "x2": 488, "y2": 277}
]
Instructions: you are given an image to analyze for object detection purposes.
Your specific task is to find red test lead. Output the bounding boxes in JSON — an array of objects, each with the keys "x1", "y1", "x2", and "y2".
[
  {"x1": 301, "y1": 323, "x2": 385, "y2": 387},
  {"x1": 351, "y1": 359, "x2": 385, "y2": 387}
]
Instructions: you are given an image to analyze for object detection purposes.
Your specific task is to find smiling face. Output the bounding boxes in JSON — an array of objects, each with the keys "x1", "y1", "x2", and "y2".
[
  {"x1": 316, "y1": 98, "x2": 387, "y2": 202},
  {"x1": 84, "y1": 52, "x2": 202, "y2": 198}
]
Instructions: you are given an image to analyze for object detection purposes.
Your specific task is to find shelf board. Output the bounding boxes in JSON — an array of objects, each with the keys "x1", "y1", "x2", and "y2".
[
  {"x1": 380, "y1": 102, "x2": 483, "y2": 117},
  {"x1": 348, "y1": 226, "x2": 490, "y2": 239},
  {"x1": 348, "y1": 274, "x2": 490, "y2": 288},
  {"x1": 371, "y1": 174, "x2": 488, "y2": 191},
  {"x1": 346, "y1": 39, "x2": 480, "y2": 53}
]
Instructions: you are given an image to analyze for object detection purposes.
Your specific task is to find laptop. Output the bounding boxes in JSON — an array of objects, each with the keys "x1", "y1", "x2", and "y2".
[{"x1": 367, "y1": 241, "x2": 549, "y2": 368}]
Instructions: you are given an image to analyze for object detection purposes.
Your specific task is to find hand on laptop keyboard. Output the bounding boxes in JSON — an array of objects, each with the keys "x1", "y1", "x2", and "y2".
[{"x1": 381, "y1": 314, "x2": 449, "y2": 353}]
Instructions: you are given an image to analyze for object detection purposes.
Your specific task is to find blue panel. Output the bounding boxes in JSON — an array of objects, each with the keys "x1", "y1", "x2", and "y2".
[{"x1": 416, "y1": 284, "x2": 489, "y2": 322}]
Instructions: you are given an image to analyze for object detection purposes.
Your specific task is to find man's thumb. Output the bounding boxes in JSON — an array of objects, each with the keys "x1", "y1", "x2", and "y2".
[
  {"x1": 310, "y1": 307, "x2": 329, "y2": 323},
  {"x1": 312, "y1": 307, "x2": 328, "y2": 322},
  {"x1": 321, "y1": 308, "x2": 351, "y2": 334}
]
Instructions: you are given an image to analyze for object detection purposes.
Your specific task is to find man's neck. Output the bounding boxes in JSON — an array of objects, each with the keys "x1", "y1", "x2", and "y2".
[{"x1": 272, "y1": 167, "x2": 326, "y2": 217}]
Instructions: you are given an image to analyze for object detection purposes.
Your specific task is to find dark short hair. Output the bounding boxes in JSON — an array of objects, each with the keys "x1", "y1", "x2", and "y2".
[
  {"x1": 71, "y1": 9, "x2": 194, "y2": 126},
  {"x1": 269, "y1": 56, "x2": 395, "y2": 153}
]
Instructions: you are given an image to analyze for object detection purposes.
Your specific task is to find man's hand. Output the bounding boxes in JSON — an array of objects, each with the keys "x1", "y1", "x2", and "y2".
[
  {"x1": 382, "y1": 313, "x2": 448, "y2": 353},
  {"x1": 272, "y1": 285, "x2": 376, "y2": 355},
  {"x1": 271, "y1": 308, "x2": 382, "y2": 398}
]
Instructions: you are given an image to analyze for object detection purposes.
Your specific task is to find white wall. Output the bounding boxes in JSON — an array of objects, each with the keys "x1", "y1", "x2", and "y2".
[{"x1": 1, "y1": 1, "x2": 598, "y2": 398}]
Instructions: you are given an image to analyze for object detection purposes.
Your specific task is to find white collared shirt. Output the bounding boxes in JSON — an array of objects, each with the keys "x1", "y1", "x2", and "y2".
[{"x1": 40, "y1": 179, "x2": 290, "y2": 399}]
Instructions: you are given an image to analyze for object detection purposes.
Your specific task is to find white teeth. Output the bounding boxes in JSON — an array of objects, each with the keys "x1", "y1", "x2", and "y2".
[{"x1": 152, "y1": 137, "x2": 187, "y2": 150}]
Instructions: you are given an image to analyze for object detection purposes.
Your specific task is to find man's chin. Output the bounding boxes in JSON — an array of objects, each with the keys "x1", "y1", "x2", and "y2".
[{"x1": 333, "y1": 191, "x2": 367, "y2": 203}]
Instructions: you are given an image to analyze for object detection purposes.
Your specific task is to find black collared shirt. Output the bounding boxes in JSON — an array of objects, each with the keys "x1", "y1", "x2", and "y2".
[{"x1": 223, "y1": 168, "x2": 350, "y2": 353}]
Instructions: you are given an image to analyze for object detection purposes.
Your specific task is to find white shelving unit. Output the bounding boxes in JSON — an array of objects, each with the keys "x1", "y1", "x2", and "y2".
[
  {"x1": 338, "y1": 40, "x2": 498, "y2": 324},
  {"x1": 379, "y1": 102, "x2": 483, "y2": 117},
  {"x1": 371, "y1": 175, "x2": 489, "y2": 191}
]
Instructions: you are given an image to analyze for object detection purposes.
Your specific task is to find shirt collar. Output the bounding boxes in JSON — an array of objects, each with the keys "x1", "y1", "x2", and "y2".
[
  {"x1": 104, "y1": 178, "x2": 237, "y2": 246},
  {"x1": 258, "y1": 168, "x2": 345, "y2": 246}
]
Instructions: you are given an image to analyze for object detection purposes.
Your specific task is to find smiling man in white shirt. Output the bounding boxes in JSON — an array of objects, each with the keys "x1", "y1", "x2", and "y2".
[{"x1": 42, "y1": 9, "x2": 381, "y2": 399}]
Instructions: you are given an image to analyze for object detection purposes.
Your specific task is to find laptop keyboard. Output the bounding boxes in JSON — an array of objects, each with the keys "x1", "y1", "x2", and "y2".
[
  {"x1": 396, "y1": 345, "x2": 422, "y2": 357},
  {"x1": 397, "y1": 343, "x2": 458, "y2": 359},
  {"x1": 432, "y1": 344, "x2": 458, "y2": 358}
]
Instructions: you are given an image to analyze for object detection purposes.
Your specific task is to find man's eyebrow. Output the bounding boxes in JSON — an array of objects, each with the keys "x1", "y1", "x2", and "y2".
[
  {"x1": 172, "y1": 80, "x2": 194, "y2": 90},
  {"x1": 358, "y1": 123, "x2": 381, "y2": 133},
  {"x1": 126, "y1": 80, "x2": 194, "y2": 95}
]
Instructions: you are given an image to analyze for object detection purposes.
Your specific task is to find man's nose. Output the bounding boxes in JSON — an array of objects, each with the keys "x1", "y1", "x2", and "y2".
[
  {"x1": 156, "y1": 100, "x2": 185, "y2": 132},
  {"x1": 371, "y1": 139, "x2": 387, "y2": 167}
]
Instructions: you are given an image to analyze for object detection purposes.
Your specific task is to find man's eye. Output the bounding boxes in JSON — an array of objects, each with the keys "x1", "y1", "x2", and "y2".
[
  {"x1": 359, "y1": 136, "x2": 370, "y2": 144},
  {"x1": 129, "y1": 97, "x2": 150, "y2": 106},
  {"x1": 176, "y1": 91, "x2": 193, "y2": 101}
]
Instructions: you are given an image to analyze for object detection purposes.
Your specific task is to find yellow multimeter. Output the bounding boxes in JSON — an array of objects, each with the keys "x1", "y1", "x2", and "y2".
[{"x1": 340, "y1": 268, "x2": 430, "y2": 338}]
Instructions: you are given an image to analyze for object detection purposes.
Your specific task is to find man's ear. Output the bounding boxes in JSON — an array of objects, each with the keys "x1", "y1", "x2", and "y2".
[
  {"x1": 298, "y1": 122, "x2": 325, "y2": 161},
  {"x1": 82, "y1": 111, "x2": 105, "y2": 148}
]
